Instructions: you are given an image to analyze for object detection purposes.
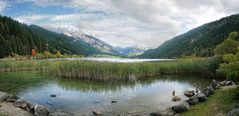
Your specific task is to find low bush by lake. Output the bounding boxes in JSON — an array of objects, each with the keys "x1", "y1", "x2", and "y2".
[{"x1": 0, "y1": 57, "x2": 222, "y2": 81}]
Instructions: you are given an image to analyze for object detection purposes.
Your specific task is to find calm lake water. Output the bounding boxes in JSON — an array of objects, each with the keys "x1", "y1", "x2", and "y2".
[
  {"x1": 48, "y1": 57, "x2": 173, "y2": 63},
  {"x1": 0, "y1": 72, "x2": 212, "y2": 115}
]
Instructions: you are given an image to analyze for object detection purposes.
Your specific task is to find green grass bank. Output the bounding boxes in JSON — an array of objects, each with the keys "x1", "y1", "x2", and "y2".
[{"x1": 182, "y1": 86, "x2": 239, "y2": 116}]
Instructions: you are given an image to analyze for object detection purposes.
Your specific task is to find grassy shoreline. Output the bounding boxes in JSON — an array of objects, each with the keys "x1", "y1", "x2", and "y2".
[
  {"x1": 0, "y1": 57, "x2": 222, "y2": 80},
  {"x1": 182, "y1": 86, "x2": 239, "y2": 116}
]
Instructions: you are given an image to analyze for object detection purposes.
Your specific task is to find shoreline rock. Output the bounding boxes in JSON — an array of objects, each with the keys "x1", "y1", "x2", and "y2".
[
  {"x1": 0, "y1": 91, "x2": 49, "y2": 116},
  {"x1": 34, "y1": 104, "x2": 49, "y2": 116},
  {"x1": 150, "y1": 79, "x2": 237, "y2": 116},
  {"x1": 227, "y1": 108, "x2": 239, "y2": 116},
  {"x1": 172, "y1": 96, "x2": 181, "y2": 102},
  {"x1": 150, "y1": 108, "x2": 176, "y2": 116},
  {"x1": 184, "y1": 90, "x2": 195, "y2": 97},
  {"x1": 0, "y1": 92, "x2": 11, "y2": 102},
  {"x1": 93, "y1": 110, "x2": 102, "y2": 115},
  {"x1": 186, "y1": 96, "x2": 199, "y2": 105},
  {"x1": 196, "y1": 93, "x2": 207, "y2": 102},
  {"x1": 172, "y1": 101, "x2": 190, "y2": 113},
  {"x1": 1, "y1": 79, "x2": 237, "y2": 116}
]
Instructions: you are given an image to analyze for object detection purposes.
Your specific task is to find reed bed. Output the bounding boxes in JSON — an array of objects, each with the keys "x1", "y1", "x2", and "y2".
[
  {"x1": 0, "y1": 60, "x2": 49, "y2": 72},
  {"x1": 0, "y1": 57, "x2": 222, "y2": 80}
]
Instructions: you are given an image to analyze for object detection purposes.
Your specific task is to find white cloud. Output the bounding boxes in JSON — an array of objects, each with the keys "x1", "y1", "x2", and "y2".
[
  {"x1": 15, "y1": 14, "x2": 50, "y2": 24},
  {"x1": 0, "y1": 0, "x2": 9, "y2": 13},
  {"x1": 14, "y1": 0, "x2": 239, "y2": 48}
]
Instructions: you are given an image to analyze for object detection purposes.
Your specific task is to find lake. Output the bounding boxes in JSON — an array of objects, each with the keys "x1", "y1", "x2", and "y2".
[
  {"x1": 0, "y1": 72, "x2": 212, "y2": 115},
  {"x1": 48, "y1": 57, "x2": 173, "y2": 63}
]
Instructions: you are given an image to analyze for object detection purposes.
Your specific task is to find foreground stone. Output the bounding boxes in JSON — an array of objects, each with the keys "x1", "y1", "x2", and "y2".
[
  {"x1": 211, "y1": 79, "x2": 220, "y2": 90},
  {"x1": 93, "y1": 110, "x2": 102, "y2": 115},
  {"x1": 6, "y1": 95, "x2": 18, "y2": 102},
  {"x1": 0, "y1": 92, "x2": 11, "y2": 102},
  {"x1": 150, "y1": 80, "x2": 237, "y2": 116},
  {"x1": 226, "y1": 108, "x2": 239, "y2": 116},
  {"x1": 50, "y1": 94, "x2": 56, "y2": 97},
  {"x1": 196, "y1": 93, "x2": 207, "y2": 102},
  {"x1": 172, "y1": 96, "x2": 181, "y2": 102},
  {"x1": 219, "y1": 80, "x2": 227, "y2": 86},
  {"x1": 186, "y1": 96, "x2": 199, "y2": 105},
  {"x1": 150, "y1": 108, "x2": 176, "y2": 116},
  {"x1": 0, "y1": 102, "x2": 32, "y2": 116},
  {"x1": 111, "y1": 100, "x2": 117, "y2": 103},
  {"x1": 225, "y1": 81, "x2": 234, "y2": 86},
  {"x1": 15, "y1": 99, "x2": 28, "y2": 108},
  {"x1": 49, "y1": 111, "x2": 67, "y2": 116},
  {"x1": 33, "y1": 104, "x2": 49, "y2": 116},
  {"x1": 172, "y1": 101, "x2": 190, "y2": 113},
  {"x1": 206, "y1": 86, "x2": 214, "y2": 94},
  {"x1": 184, "y1": 90, "x2": 195, "y2": 97},
  {"x1": 0, "y1": 91, "x2": 50, "y2": 116},
  {"x1": 202, "y1": 90, "x2": 211, "y2": 97}
]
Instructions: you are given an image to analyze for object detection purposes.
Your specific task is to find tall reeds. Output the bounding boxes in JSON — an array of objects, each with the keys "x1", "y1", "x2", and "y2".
[{"x1": 0, "y1": 56, "x2": 222, "y2": 80}]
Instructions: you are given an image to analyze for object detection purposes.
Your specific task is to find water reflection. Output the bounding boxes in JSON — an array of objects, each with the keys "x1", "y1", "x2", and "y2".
[
  {"x1": 0, "y1": 72, "x2": 47, "y2": 94},
  {"x1": 49, "y1": 57, "x2": 173, "y2": 63},
  {"x1": 58, "y1": 75, "x2": 210, "y2": 92},
  {"x1": 14, "y1": 74, "x2": 211, "y2": 115}
]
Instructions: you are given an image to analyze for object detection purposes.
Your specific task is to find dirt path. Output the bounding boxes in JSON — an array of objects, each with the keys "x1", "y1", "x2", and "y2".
[{"x1": 0, "y1": 102, "x2": 32, "y2": 116}]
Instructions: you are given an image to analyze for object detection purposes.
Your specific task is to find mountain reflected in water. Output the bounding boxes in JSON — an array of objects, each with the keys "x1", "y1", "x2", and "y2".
[{"x1": 0, "y1": 72, "x2": 212, "y2": 115}]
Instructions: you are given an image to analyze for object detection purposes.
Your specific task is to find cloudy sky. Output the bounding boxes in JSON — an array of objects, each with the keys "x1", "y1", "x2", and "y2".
[{"x1": 0, "y1": 0, "x2": 238, "y2": 48}]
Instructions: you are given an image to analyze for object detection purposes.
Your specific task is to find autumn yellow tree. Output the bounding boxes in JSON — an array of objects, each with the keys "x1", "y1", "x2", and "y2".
[
  {"x1": 56, "y1": 51, "x2": 62, "y2": 58},
  {"x1": 31, "y1": 49, "x2": 36, "y2": 58},
  {"x1": 44, "y1": 51, "x2": 50, "y2": 58}
]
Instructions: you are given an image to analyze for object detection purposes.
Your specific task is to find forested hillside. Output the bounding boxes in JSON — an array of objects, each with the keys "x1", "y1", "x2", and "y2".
[
  {"x1": 140, "y1": 14, "x2": 239, "y2": 58},
  {"x1": 0, "y1": 15, "x2": 100, "y2": 58}
]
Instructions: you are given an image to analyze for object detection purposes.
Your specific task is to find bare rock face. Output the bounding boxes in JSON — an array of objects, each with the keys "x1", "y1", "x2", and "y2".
[
  {"x1": 0, "y1": 92, "x2": 11, "y2": 102},
  {"x1": 172, "y1": 101, "x2": 190, "y2": 113},
  {"x1": 33, "y1": 104, "x2": 50, "y2": 116}
]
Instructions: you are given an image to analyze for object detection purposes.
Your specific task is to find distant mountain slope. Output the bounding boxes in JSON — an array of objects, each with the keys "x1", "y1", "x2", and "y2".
[
  {"x1": 48, "y1": 27, "x2": 119, "y2": 55},
  {"x1": 0, "y1": 15, "x2": 100, "y2": 58},
  {"x1": 75, "y1": 34, "x2": 118, "y2": 55},
  {"x1": 114, "y1": 46, "x2": 145, "y2": 57},
  {"x1": 140, "y1": 14, "x2": 239, "y2": 58},
  {"x1": 29, "y1": 25, "x2": 101, "y2": 55}
]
